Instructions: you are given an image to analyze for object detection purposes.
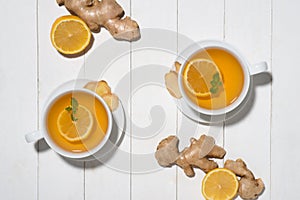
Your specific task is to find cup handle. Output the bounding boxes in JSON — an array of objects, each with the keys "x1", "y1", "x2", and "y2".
[
  {"x1": 25, "y1": 131, "x2": 43, "y2": 143},
  {"x1": 249, "y1": 61, "x2": 268, "y2": 75}
]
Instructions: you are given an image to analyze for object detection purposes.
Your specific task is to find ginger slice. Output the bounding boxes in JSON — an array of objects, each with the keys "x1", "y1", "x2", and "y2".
[
  {"x1": 84, "y1": 80, "x2": 119, "y2": 111},
  {"x1": 165, "y1": 71, "x2": 182, "y2": 99},
  {"x1": 84, "y1": 81, "x2": 97, "y2": 91},
  {"x1": 102, "y1": 93, "x2": 119, "y2": 111},
  {"x1": 174, "y1": 61, "x2": 181, "y2": 73},
  {"x1": 84, "y1": 80, "x2": 111, "y2": 97}
]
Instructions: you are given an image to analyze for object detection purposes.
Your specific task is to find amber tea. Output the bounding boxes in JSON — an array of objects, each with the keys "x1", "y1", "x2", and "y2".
[
  {"x1": 182, "y1": 48, "x2": 245, "y2": 110},
  {"x1": 46, "y1": 91, "x2": 109, "y2": 153}
]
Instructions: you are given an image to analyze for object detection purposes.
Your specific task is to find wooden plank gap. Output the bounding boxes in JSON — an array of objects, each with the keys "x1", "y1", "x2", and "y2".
[
  {"x1": 176, "y1": 1, "x2": 179, "y2": 200},
  {"x1": 36, "y1": 0, "x2": 40, "y2": 199},
  {"x1": 223, "y1": 0, "x2": 226, "y2": 40},
  {"x1": 130, "y1": 40, "x2": 133, "y2": 200},
  {"x1": 130, "y1": 3, "x2": 133, "y2": 200},
  {"x1": 269, "y1": 0, "x2": 273, "y2": 199},
  {"x1": 83, "y1": 161, "x2": 86, "y2": 200}
]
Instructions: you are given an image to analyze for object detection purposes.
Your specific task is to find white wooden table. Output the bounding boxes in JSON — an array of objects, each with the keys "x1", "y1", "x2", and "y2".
[{"x1": 1, "y1": 0, "x2": 300, "y2": 199}]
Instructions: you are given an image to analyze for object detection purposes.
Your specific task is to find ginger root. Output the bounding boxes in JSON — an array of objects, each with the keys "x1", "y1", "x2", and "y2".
[
  {"x1": 84, "y1": 80, "x2": 111, "y2": 96},
  {"x1": 102, "y1": 93, "x2": 119, "y2": 111},
  {"x1": 165, "y1": 71, "x2": 182, "y2": 99},
  {"x1": 165, "y1": 62, "x2": 182, "y2": 99},
  {"x1": 174, "y1": 61, "x2": 181, "y2": 73},
  {"x1": 225, "y1": 159, "x2": 265, "y2": 200},
  {"x1": 84, "y1": 80, "x2": 119, "y2": 111},
  {"x1": 57, "y1": 0, "x2": 140, "y2": 41},
  {"x1": 155, "y1": 134, "x2": 226, "y2": 177}
]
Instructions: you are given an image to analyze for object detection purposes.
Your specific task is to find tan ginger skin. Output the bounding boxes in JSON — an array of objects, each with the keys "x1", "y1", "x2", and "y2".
[
  {"x1": 156, "y1": 135, "x2": 265, "y2": 199},
  {"x1": 84, "y1": 80, "x2": 119, "y2": 111},
  {"x1": 57, "y1": 0, "x2": 140, "y2": 41},
  {"x1": 164, "y1": 62, "x2": 182, "y2": 99},
  {"x1": 164, "y1": 71, "x2": 182, "y2": 99},
  {"x1": 225, "y1": 159, "x2": 265, "y2": 200},
  {"x1": 155, "y1": 135, "x2": 226, "y2": 177}
]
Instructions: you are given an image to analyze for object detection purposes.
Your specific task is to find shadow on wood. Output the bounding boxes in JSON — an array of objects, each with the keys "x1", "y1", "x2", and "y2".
[{"x1": 225, "y1": 71, "x2": 272, "y2": 126}]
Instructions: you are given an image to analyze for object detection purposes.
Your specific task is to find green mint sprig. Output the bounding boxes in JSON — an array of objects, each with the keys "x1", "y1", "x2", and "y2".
[
  {"x1": 210, "y1": 73, "x2": 222, "y2": 94},
  {"x1": 65, "y1": 97, "x2": 79, "y2": 122}
]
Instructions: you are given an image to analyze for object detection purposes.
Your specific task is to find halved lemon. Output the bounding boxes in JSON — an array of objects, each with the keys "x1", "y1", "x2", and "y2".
[
  {"x1": 50, "y1": 15, "x2": 91, "y2": 54},
  {"x1": 57, "y1": 105, "x2": 94, "y2": 142},
  {"x1": 183, "y1": 58, "x2": 222, "y2": 98},
  {"x1": 202, "y1": 168, "x2": 239, "y2": 200}
]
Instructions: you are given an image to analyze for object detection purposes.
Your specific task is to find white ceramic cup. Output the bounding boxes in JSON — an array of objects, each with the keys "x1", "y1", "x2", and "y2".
[
  {"x1": 25, "y1": 88, "x2": 113, "y2": 159},
  {"x1": 178, "y1": 40, "x2": 268, "y2": 116}
]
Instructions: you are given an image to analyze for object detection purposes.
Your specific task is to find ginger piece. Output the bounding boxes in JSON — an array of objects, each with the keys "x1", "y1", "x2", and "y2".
[
  {"x1": 84, "y1": 81, "x2": 98, "y2": 92},
  {"x1": 174, "y1": 61, "x2": 181, "y2": 73},
  {"x1": 225, "y1": 159, "x2": 265, "y2": 200},
  {"x1": 84, "y1": 80, "x2": 111, "y2": 96},
  {"x1": 57, "y1": 0, "x2": 140, "y2": 41},
  {"x1": 84, "y1": 80, "x2": 119, "y2": 111},
  {"x1": 165, "y1": 71, "x2": 182, "y2": 99},
  {"x1": 93, "y1": 80, "x2": 111, "y2": 96},
  {"x1": 155, "y1": 136, "x2": 180, "y2": 167},
  {"x1": 102, "y1": 93, "x2": 119, "y2": 111},
  {"x1": 164, "y1": 61, "x2": 183, "y2": 98},
  {"x1": 155, "y1": 134, "x2": 226, "y2": 177}
]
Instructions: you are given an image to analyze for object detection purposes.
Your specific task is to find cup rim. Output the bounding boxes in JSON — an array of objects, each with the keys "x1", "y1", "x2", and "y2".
[
  {"x1": 177, "y1": 40, "x2": 251, "y2": 116},
  {"x1": 41, "y1": 88, "x2": 113, "y2": 159}
]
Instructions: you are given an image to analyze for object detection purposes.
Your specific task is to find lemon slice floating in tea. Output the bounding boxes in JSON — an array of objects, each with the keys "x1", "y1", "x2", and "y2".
[
  {"x1": 50, "y1": 15, "x2": 91, "y2": 55},
  {"x1": 57, "y1": 105, "x2": 94, "y2": 142},
  {"x1": 183, "y1": 58, "x2": 223, "y2": 98},
  {"x1": 202, "y1": 168, "x2": 239, "y2": 200}
]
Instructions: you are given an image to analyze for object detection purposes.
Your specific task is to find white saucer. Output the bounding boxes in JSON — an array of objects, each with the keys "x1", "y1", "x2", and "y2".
[{"x1": 170, "y1": 66, "x2": 252, "y2": 125}]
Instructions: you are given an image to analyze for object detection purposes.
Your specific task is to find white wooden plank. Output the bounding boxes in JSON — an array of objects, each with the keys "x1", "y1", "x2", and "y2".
[
  {"x1": 0, "y1": 0, "x2": 38, "y2": 199},
  {"x1": 131, "y1": 0, "x2": 177, "y2": 198},
  {"x1": 83, "y1": 0, "x2": 131, "y2": 199},
  {"x1": 132, "y1": 0, "x2": 177, "y2": 30},
  {"x1": 272, "y1": 0, "x2": 300, "y2": 199},
  {"x1": 224, "y1": 1, "x2": 271, "y2": 199},
  {"x1": 84, "y1": 54, "x2": 132, "y2": 199},
  {"x1": 178, "y1": 0, "x2": 225, "y2": 42},
  {"x1": 178, "y1": 0, "x2": 224, "y2": 199},
  {"x1": 130, "y1": 42, "x2": 178, "y2": 200},
  {"x1": 84, "y1": 40, "x2": 131, "y2": 200},
  {"x1": 38, "y1": 0, "x2": 85, "y2": 199}
]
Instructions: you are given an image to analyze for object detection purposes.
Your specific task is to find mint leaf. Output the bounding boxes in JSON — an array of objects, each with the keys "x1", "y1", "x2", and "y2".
[
  {"x1": 210, "y1": 73, "x2": 222, "y2": 95},
  {"x1": 71, "y1": 114, "x2": 78, "y2": 122},
  {"x1": 65, "y1": 97, "x2": 79, "y2": 122},
  {"x1": 210, "y1": 87, "x2": 218, "y2": 94},
  {"x1": 211, "y1": 80, "x2": 217, "y2": 87},
  {"x1": 71, "y1": 97, "x2": 79, "y2": 114},
  {"x1": 213, "y1": 73, "x2": 220, "y2": 81},
  {"x1": 71, "y1": 97, "x2": 78, "y2": 107},
  {"x1": 65, "y1": 106, "x2": 72, "y2": 112}
]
